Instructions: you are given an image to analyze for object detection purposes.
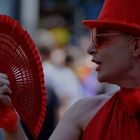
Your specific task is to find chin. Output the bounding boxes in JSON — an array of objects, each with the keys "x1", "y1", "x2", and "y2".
[
  {"x1": 97, "y1": 72, "x2": 116, "y2": 84},
  {"x1": 97, "y1": 73, "x2": 106, "y2": 83}
]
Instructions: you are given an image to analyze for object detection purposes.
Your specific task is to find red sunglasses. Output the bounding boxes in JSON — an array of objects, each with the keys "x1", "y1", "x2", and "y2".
[{"x1": 90, "y1": 28, "x2": 125, "y2": 48}]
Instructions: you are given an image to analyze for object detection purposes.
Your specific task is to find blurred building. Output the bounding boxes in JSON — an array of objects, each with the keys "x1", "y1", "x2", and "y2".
[
  {"x1": 39, "y1": 0, "x2": 104, "y2": 42},
  {"x1": 0, "y1": 0, "x2": 104, "y2": 41},
  {"x1": 0, "y1": 0, "x2": 39, "y2": 38}
]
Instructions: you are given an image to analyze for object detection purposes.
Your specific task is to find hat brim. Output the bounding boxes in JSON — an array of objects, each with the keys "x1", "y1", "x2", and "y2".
[{"x1": 82, "y1": 20, "x2": 140, "y2": 36}]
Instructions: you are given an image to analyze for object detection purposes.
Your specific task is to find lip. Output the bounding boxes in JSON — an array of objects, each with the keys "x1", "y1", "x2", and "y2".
[
  {"x1": 91, "y1": 59, "x2": 102, "y2": 71},
  {"x1": 96, "y1": 65, "x2": 101, "y2": 71},
  {"x1": 92, "y1": 59, "x2": 101, "y2": 64}
]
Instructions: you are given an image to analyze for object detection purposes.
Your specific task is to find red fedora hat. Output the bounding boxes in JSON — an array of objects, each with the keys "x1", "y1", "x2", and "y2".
[{"x1": 82, "y1": 0, "x2": 140, "y2": 36}]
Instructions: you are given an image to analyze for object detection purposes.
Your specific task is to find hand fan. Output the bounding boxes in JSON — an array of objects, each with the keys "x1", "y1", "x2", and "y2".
[{"x1": 0, "y1": 15, "x2": 47, "y2": 139}]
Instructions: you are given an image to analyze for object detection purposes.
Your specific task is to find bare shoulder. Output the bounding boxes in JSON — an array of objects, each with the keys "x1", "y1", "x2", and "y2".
[
  {"x1": 63, "y1": 92, "x2": 116, "y2": 130},
  {"x1": 49, "y1": 92, "x2": 117, "y2": 140},
  {"x1": 70, "y1": 91, "x2": 115, "y2": 114}
]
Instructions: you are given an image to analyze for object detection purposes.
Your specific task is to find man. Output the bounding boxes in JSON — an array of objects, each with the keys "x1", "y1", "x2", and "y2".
[
  {"x1": 1, "y1": 0, "x2": 140, "y2": 139},
  {"x1": 48, "y1": 0, "x2": 140, "y2": 139}
]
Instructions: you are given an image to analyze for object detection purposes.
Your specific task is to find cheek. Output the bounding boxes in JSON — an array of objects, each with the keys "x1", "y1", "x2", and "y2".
[
  {"x1": 99, "y1": 50, "x2": 114, "y2": 65},
  {"x1": 106, "y1": 55, "x2": 131, "y2": 77},
  {"x1": 101, "y1": 46, "x2": 129, "y2": 63},
  {"x1": 100, "y1": 48, "x2": 132, "y2": 72}
]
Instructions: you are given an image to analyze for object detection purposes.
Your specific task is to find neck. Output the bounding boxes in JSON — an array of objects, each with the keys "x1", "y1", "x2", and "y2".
[
  {"x1": 118, "y1": 75, "x2": 140, "y2": 89},
  {"x1": 115, "y1": 63, "x2": 140, "y2": 89},
  {"x1": 118, "y1": 78, "x2": 140, "y2": 89}
]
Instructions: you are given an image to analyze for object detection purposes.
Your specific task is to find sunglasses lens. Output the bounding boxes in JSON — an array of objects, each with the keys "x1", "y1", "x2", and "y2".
[
  {"x1": 96, "y1": 36, "x2": 106, "y2": 46},
  {"x1": 91, "y1": 29, "x2": 122, "y2": 48},
  {"x1": 91, "y1": 30, "x2": 97, "y2": 47},
  {"x1": 92, "y1": 29, "x2": 106, "y2": 47}
]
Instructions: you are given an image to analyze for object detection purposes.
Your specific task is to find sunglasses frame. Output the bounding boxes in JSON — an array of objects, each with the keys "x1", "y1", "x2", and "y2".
[{"x1": 91, "y1": 29, "x2": 126, "y2": 47}]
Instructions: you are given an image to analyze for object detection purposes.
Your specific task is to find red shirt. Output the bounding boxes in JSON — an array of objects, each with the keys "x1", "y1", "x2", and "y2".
[{"x1": 82, "y1": 88, "x2": 140, "y2": 140}]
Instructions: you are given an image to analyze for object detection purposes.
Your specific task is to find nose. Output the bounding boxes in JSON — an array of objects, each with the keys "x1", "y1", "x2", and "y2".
[{"x1": 87, "y1": 45, "x2": 97, "y2": 55}]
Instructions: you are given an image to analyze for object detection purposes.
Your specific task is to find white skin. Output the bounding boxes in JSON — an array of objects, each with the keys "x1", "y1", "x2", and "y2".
[
  {"x1": 90, "y1": 30, "x2": 140, "y2": 88},
  {"x1": 0, "y1": 73, "x2": 27, "y2": 140},
  {"x1": 2, "y1": 29, "x2": 140, "y2": 140},
  {"x1": 88, "y1": 30, "x2": 136, "y2": 85},
  {"x1": 48, "y1": 30, "x2": 140, "y2": 140}
]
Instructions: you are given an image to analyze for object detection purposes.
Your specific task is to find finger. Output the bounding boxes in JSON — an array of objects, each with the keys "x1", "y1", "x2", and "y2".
[
  {"x1": 0, "y1": 95, "x2": 12, "y2": 106},
  {"x1": 0, "y1": 78, "x2": 10, "y2": 87},
  {"x1": 0, "y1": 85, "x2": 12, "y2": 95},
  {"x1": 0, "y1": 73, "x2": 8, "y2": 79}
]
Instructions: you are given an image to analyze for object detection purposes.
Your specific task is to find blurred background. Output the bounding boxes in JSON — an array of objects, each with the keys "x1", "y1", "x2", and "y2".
[
  {"x1": 0, "y1": 0, "x2": 104, "y2": 37},
  {"x1": 0, "y1": 0, "x2": 119, "y2": 139}
]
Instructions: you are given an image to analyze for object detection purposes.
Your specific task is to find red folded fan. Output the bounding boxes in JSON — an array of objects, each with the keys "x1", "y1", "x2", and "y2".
[{"x1": 0, "y1": 15, "x2": 47, "y2": 139}]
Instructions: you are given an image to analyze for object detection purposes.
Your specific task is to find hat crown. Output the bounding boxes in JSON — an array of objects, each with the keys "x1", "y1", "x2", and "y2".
[{"x1": 98, "y1": 0, "x2": 140, "y2": 26}]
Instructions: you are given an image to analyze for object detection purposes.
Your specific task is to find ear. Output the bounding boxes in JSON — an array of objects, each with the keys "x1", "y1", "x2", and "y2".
[{"x1": 131, "y1": 38, "x2": 140, "y2": 57}]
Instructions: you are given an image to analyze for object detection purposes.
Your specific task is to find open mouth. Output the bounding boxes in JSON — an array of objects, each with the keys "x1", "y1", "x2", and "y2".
[
  {"x1": 92, "y1": 59, "x2": 101, "y2": 65},
  {"x1": 92, "y1": 59, "x2": 102, "y2": 71}
]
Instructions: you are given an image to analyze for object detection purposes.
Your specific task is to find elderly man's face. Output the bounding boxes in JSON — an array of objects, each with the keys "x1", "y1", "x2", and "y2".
[{"x1": 87, "y1": 28, "x2": 133, "y2": 84}]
